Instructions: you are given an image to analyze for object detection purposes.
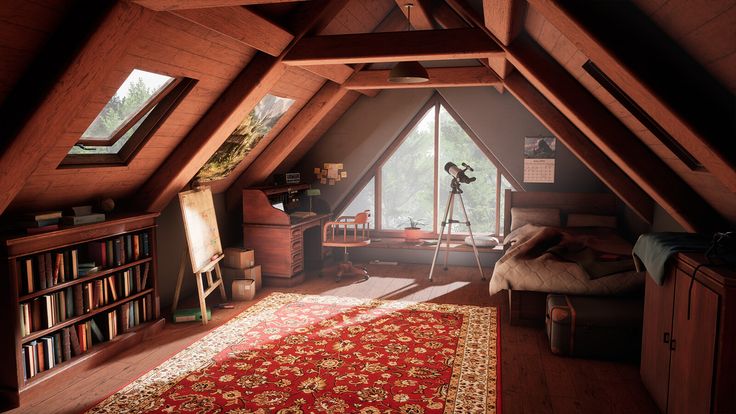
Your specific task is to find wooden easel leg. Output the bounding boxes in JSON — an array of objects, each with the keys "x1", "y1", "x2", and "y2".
[
  {"x1": 195, "y1": 271, "x2": 208, "y2": 325},
  {"x1": 214, "y1": 263, "x2": 228, "y2": 301},
  {"x1": 171, "y1": 251, "x2": 187, "y2": 315}
]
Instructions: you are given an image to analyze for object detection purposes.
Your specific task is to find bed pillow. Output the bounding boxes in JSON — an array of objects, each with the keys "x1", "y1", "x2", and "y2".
[
  {"x1": 510, "y1": 207, "x2": 561, "y2": 231},
  {"x1": 566, "y1": 213, "x2": 617, "y2": 229}
]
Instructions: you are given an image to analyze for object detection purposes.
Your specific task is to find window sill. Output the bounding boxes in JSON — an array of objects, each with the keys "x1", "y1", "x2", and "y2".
[{"x1": 363, "y1": 237, "x2": 504, "y2": 252}]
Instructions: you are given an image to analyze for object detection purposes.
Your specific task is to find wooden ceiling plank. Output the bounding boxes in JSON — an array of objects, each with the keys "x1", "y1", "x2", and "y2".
[
  {"x1": 394, "y1": 0, "x2": 435, "y2": 30},
  {"x1": 133, "y1": 0, "x2": 308, "y2": 11},
  {"x1": 527, "y1": 0, "x2": 736, "y2": 192},
  {"x1": 225, "y1": 81, "x2": 350, "y2": 208},
  {"x1": 171, "y1": 7, "x2": 293, "y2": 57},
  {"x1": 136, "y1": 0, "x2": 353, "y2": 212},
  {"x1": 0, "y1": 2, "x2": 154, "y2": 215},
  {"x1": 297, "y1": 63, "x2": 354, "y2": 84},
  {"x1": 506, "y1": 36, "x2": 726, "y2": 232},
  {"x1": 344, "y1": 66, "x2": 501, "y2": 89},
  {"x1": 283, "y1": 28, "x2": 502, "y2": 65},
  {"x1": 505, "y1": 70, "x2": 653, "y2": 223}
]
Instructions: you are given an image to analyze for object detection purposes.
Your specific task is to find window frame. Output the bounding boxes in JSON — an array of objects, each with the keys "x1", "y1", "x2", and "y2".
[
  {"x1": 336, "y1": 93, "x2": 523, "y2": 238},
  {"x1": 60, "y1": 75, "x2": 196, "y2": 168}
]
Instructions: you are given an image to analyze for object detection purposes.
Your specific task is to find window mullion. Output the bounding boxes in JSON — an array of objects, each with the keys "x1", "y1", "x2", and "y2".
[{"x1": 433, "y1": 101, "x2": 440, "y2": 235}]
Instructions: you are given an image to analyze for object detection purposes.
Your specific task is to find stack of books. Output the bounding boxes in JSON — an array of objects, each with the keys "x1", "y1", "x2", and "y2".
[
  {"x1": 22, "y1": 211, "x2": 62, "y2": 234},
  {"x1": 62, "y1": 206, "x2": 105, "y2": 226}
]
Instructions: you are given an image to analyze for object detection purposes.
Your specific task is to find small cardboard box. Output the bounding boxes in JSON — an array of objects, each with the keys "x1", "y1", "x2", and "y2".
[
  {"x1": 243, "y1": 265, "x2": 262, "y2": 290},
  {"x1": 224, "y1": 247, "x2": 255, "y2": 269},
  {"x1": 221, "y1": 265, "x2": 262, "y2": 290},
  {"x1": 232, "y1": 279, "x2": 256, "y2": 301}
]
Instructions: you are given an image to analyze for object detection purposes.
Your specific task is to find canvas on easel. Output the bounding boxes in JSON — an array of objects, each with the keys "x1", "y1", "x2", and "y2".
[{"x1": 173, "y1": 186, "x2": 227, "y2": 325}]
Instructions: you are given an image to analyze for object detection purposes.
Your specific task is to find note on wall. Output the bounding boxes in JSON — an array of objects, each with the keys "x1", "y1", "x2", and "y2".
[{"x1": 178, "y1": 187, "x2": 223, "y2": 273}]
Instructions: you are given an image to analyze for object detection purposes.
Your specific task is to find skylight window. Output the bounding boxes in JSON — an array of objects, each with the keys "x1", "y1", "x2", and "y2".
[{"x1": 61, "y1": 69, "x2": 195, "y2": 167}]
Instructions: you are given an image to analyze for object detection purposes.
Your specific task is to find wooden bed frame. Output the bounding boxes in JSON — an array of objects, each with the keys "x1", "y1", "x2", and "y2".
[{"x1": 502, "y1": 190, "x2": 620, "y2": 326}]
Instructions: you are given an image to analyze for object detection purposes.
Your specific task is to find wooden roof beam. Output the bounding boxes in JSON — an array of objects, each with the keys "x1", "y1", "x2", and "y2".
[
  {"x1": 395, "y1": 0, "x2": 435, "y2": 30},
  {"x1": 344, "y1": 66, "x2": 501, "y2": 90},
  {"x1": 171, "y1": 6, "x2": 293, "y2": 56},
  {"x1": 136, "y1": 0, "x2": 353, "y2": 212},
  {"x1": 507, "y1": 36, "x2": 726, "y2": 232},
  {"x1": 133, "y1": 0, "x2": 308, "y2": 11},
  {"x1": 0, "y1": 2, "x2": 154, "y2": 216},
  {"x1": 283, "y1": 28, "x2": 502, "y2": 65},
  {"x1": 297, "y1": 64, "x2": 354, "y2": 84},
  {"x1": 527, "y1": 0, "x2": 736, "y2": 192},
  {"x1": 505, "y1": 71, "x2": 653, "y2": 223},
  {"x1": 226, "y1": 82, "x2": 353, "y2": 209},
  {"x1": 482, "y1": 0, "x2": 526, "y2": 78}
]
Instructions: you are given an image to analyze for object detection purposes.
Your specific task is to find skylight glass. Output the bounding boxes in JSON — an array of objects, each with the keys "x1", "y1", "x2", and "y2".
[{"x1": 81, "y1": 69, "x2": 174, "y2": 142}]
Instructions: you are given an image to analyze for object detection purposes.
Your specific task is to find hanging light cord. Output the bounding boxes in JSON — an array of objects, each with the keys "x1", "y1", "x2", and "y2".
[{"x1": 406, "y1": 3, "x2": 413, "y2": 32}]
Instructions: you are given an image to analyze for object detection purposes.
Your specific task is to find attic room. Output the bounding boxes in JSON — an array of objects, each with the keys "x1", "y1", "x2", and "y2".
[{"x1": 0, "y1": 0, "x2": 734, "y2": 413}]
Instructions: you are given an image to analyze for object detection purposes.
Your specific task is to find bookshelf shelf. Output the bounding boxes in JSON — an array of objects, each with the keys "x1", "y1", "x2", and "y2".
[
  {"x1": 0, "y1": 213, "x2": 161, "y2": 410},
  {"x1": 18, "y1": 257, "x2": 153, "y2": 302},
  {"x1": 21, "y1": 288, "x2": 154, "y2": 343}
]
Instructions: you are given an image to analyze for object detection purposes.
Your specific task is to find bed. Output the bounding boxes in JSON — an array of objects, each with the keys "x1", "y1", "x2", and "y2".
[{"x1": 493, "y1": 190, "x2": 645, "y2": 325}]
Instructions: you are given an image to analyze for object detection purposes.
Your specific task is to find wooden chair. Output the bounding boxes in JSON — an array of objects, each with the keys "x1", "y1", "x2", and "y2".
[{"x1": 322, "y1": 210, "x2": 371, "y2": 281}]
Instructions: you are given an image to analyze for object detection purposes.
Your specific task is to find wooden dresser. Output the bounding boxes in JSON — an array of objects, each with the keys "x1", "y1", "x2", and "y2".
[
  {"x1": 242, "y1": 185, "x2": 330, "y2": 287},
  {"x1": 640, "y1": 253, "x2": 736, "y2": 414}
]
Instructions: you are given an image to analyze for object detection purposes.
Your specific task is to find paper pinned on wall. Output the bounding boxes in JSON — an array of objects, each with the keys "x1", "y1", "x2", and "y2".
[{"x1": 523, "y1": 136, "x2": 556, "y2": 183}]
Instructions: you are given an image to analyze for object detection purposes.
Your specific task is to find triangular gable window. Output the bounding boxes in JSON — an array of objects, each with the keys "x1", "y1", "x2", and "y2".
[{"x1": 337, "y1": 94, "x2": 520, "y2": 236}]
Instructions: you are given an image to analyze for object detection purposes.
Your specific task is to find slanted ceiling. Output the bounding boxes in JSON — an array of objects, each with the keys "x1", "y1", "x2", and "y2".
[{"x1": 0, "y1": 0, "x2": 733, "y2": 233}]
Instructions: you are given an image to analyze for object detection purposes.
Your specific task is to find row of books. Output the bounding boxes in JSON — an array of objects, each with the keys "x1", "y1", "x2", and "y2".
[
  {"x1": 18, "y1": 231, "x2": 151, "y2": 296},
  {"x1": 21, "y1": 294, "x2": 153, "y2": 381},
  {"x1": 19, "y1": 263, "x2": 150, "y2": 336},
  {"x1": 87, "y1": 232, "x2": 150, "y2": 269}
]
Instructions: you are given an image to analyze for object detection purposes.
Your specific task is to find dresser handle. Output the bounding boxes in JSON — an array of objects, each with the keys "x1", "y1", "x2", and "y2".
[
  {"x1": 663, "y1": 332, "x2": 670, "y2": 343},
  {"x1": 670, "y1": 339, "x2": 676, "y2": 351}
]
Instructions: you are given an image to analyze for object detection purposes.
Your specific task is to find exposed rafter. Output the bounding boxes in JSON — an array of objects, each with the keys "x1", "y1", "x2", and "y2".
[
  {"x1": 132, "y1": 0, "x2": 307, "y2": 11},
  {"x1": 170, "y1": 7, "x2": 293, "y2": 57},
  {"x1": 136, "y1": 0, "x2": 353, "y2": 212},
  {"x1": 283, "y1": 28, "x2": 502, "y2": 65},
  {"x1": 0, "y1": 1, "x2": 154, "y2": 215},
  {"x1": 297, "y1": 64, "x2": 354, "y2": 84},
  {"x1": 527, "y1": 0, "x2": 736, "y2": 192},
  {"x1": 506, "y1": 36, "x2": 725, "y2": 232},
  {"x1": 505, "y1": 71, "x2": 653, "y2": 222},
  {"x1": 482, "y1": 0, "x2": 525, "y2": 78},
  {"x1": 344, "y1": 66, "x2": 501, "y2": 90}
]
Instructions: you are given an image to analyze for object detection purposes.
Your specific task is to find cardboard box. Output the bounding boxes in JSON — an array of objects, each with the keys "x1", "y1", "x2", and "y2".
[
  {"x1": 232, "y1": 279, "x2": 255, "y2": 301},
  {"x1": 224, "y1": 247, "x2": 255, "y2": 269},
  {"x1": 221, "y1": 265, "x2": 262, "y2": 290}
]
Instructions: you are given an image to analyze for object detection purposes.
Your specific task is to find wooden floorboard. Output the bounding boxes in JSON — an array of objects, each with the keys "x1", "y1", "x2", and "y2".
[{"x1": 9, "y1": 263, "x2": 658, "y2": 414}]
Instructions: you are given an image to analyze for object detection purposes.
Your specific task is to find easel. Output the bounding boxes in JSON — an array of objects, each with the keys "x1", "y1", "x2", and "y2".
[
  {"x1": 171, "y1": 251, "x2": 227, "y2": 325},
  {"x1": 174, "y1": 186, "x2": 229, "y2": 325}
]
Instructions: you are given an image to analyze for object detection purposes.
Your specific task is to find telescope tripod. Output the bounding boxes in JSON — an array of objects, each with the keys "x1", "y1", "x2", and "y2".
[{"x1": 428, "y1": 178, "x2": 486, "y2": 281}]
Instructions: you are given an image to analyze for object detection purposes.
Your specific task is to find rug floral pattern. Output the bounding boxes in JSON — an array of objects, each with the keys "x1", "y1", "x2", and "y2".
[{"x1": 87, "y1": 293, "x2": 498, "y2": 414}]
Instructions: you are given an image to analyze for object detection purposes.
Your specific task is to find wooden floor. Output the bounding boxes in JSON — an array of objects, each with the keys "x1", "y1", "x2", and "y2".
[{"x1": 11, "y1": 264, "x2": 658, "y2": 414}]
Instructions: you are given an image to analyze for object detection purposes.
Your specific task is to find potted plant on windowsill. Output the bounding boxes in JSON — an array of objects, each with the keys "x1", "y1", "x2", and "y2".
[{"x1": 403, "y1": 217, "x2": 425, "y2": 242}]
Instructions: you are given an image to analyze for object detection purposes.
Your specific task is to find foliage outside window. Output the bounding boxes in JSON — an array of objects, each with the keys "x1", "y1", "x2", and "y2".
[
  {"x1": 339, "y1": 95, "x2": 518, "y2": 236},
  {"x1": 195, "y1": 94, "x2": 294, "y2": 182},
  {"x1": 61, "y1": 68, "x2": 194, "y2": 167}
]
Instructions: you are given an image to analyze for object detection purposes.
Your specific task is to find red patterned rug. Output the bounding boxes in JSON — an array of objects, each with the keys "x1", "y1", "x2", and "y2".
[{"x1": 88, "y1": 293, "x2": 499, "y2": 413}]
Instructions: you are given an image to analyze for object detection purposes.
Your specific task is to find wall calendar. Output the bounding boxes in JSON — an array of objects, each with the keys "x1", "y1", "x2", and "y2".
[{"x1": 523, "y1": 136, "x2": 556, "y2": 183}]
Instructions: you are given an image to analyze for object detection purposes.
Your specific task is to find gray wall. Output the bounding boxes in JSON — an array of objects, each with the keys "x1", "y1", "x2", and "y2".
[{"x1": 296, "y1": 87, "x2": 606, "y2": 211}]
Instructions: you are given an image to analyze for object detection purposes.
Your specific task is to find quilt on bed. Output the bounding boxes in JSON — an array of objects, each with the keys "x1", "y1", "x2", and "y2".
[{"x1": 489, "y1": 224, "x2": 644, "y2": 296}]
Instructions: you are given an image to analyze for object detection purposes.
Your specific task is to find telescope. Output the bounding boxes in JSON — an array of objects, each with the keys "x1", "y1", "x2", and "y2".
[{"x1": 444, "y1": 162, "x2": 476, "y2": 184}]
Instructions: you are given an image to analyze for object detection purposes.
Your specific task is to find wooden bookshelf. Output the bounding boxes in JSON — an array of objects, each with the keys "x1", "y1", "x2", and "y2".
[{"x1": 0, "y1": 213, "x2": 162, "y2": 409}]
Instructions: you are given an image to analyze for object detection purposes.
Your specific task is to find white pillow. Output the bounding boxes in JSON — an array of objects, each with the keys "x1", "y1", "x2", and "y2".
[
  {"x1": 566, "y1": 213, "x2": 617, "y2": 228},
  {"x1": 466, "y1": 235, "x2": 499, "y2": 247},
  {"x1": 510, "y1": 207, "x2": 561, "y2": 231}
]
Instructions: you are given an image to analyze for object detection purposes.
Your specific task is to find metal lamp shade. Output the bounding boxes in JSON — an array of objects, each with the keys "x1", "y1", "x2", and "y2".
[{"x1": 388, "y1": 61, "x2": 429, "y2": 83}]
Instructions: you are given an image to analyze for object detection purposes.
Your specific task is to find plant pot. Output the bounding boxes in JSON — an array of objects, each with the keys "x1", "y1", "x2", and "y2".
[{"x1": 404, "y1": 227, "x2": 423, "y2": 242}]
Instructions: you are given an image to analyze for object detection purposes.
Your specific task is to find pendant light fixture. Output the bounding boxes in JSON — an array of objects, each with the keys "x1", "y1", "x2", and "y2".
[{"x1": 388, "y1": 3, "x2": 429, "y2": 83}]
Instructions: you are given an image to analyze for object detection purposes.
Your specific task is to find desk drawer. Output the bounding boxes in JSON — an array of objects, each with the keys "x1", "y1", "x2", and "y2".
[{"x1": 292, "y1": 260, "x2": 304, "y2": 274}]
